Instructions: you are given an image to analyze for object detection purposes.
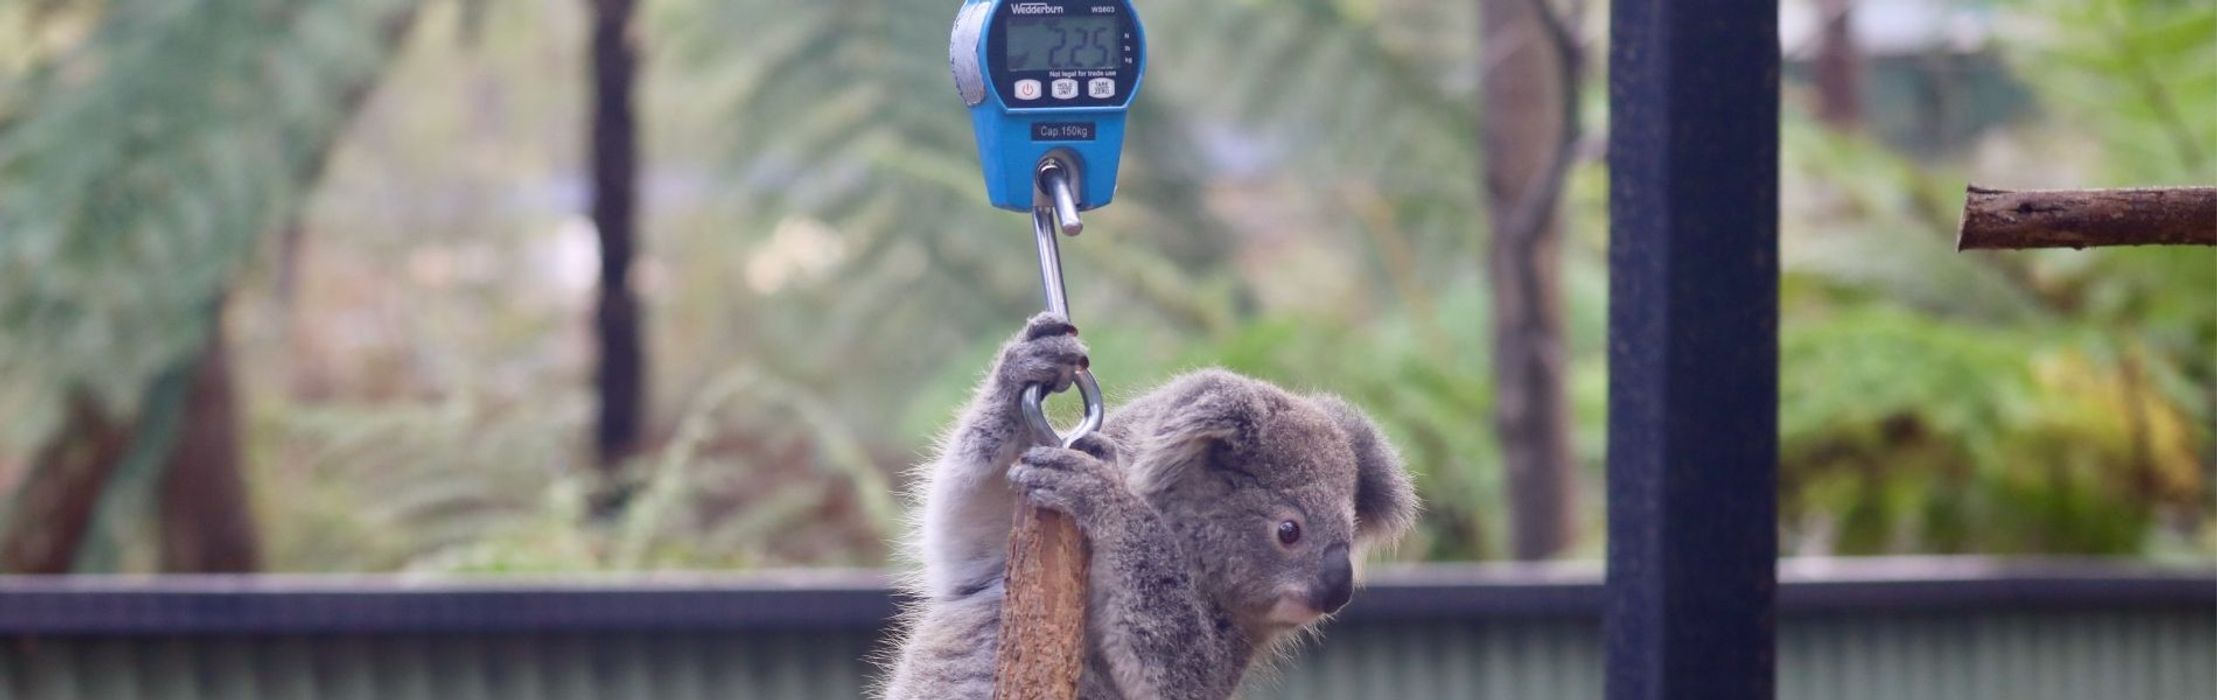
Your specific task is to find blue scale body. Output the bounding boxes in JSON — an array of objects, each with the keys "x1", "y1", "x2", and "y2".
[{"x1": 952, "y1": 0, "x2": 1145, "y2": 211}]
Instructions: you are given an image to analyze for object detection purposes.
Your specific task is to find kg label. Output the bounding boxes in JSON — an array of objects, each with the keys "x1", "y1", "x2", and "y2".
[{"x1": 1032, "y1": 122, "x2": 1096, "y2": 141}]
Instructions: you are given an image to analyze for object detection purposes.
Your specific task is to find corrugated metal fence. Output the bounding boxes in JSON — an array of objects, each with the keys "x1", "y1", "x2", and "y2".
[{"x1": 3, "y1": 559, "x2": 2210, "y2": 699}]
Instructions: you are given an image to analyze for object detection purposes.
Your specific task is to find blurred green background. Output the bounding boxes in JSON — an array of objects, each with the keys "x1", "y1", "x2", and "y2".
[{"x1": 0, "y1": 0, "x2": 2209, "y2": 575}]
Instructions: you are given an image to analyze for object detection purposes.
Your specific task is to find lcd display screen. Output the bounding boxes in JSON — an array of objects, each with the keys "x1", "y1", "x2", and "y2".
[{"x1": 1005, "y1": 16, "x2": 1120, "y2": 71}]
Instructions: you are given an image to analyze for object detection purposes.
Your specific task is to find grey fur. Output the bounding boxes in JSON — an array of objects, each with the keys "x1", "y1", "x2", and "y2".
[{"x1": 882, "y1": 314, "x2": 1418, "y2": 699}]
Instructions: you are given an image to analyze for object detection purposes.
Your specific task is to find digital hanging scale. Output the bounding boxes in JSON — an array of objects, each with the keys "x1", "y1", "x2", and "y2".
[
  {"x1": 950, "y1": 0, "x2": 1145, "y2": 447},
  {"x1": 952, "y1": 0, "x2": 1146, "y2": 214}
]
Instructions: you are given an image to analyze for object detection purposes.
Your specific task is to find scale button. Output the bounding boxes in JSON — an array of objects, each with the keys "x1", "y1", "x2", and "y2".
[
  {"x1": 1050, "y1": 78, "x2": 1080, "y2": 99},
  {"x1": 1088, "y1": 78, "x2": 1115, "y2": 99},
  {"x1": 1013, "y1": 79, "x2": 1043, "y2": 100}
]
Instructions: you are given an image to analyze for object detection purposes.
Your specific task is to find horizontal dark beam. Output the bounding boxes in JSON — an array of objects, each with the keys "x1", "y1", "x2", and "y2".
[
  {"x1": 0, "y1": 560, "x2": 2207, "y2": 635},
  {"x1": 0, "y1": 571, "x2": 900, "y2": 635}
]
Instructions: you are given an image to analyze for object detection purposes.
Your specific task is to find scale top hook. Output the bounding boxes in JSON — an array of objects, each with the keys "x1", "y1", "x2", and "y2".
[{"x1": 1038, "y1": 161, "x2": 1084, "y2": 237}]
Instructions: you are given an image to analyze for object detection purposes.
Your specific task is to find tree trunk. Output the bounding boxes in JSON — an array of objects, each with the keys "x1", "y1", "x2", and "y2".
[
  {"x1": 1481, "y1": 0, "x2": 1580, "y2": 560},
  {"x1": 0, "y1": 398, "x2": 132, "y2": 573},
  {"x1": 0, "y1": 2, "x2": 418, "y2": 573},
  {"x1": 588, "y1": 0, "x2": 646, "y2": 495},
  {"x1": 157, "y1": 302, "x2": 261, "y2": 572},
  {"x1": 1812, "y1": 0, "x2": 1861, "y2": 129},
  {"x1": 1, "y1": 304, "x2": 264, "y2": 574}
]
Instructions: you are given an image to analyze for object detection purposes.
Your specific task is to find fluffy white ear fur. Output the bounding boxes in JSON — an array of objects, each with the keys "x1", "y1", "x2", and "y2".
[
  {"x1": 1311, "y1": 394, "x2": 1419, "y2": 545},
  {"x1": 1125, "y1": 372, "x2": 1257, "y2": 497},
  {"x1": 1127, "y1": 395, "x2": 1242, "y2": 497}
]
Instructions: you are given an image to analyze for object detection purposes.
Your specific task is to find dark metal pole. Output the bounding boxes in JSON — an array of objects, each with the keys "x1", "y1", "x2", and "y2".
[{"x1": 1606, "y1": 1, "x2": 1779, "y2": 699}]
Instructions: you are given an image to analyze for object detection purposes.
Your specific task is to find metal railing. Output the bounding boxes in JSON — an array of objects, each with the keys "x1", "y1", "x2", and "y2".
[{"x1": 2, "y1": 558, "x2": 2209, "y2": 699}]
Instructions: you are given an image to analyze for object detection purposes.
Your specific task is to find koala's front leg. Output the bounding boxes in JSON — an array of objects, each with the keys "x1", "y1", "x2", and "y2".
[
  {"x1": 1011, "y1": 446, "x2": 1243, "y2": 700},
  {"x1": 916, "y1": 313, "x2": 1088, "y2": 599}
]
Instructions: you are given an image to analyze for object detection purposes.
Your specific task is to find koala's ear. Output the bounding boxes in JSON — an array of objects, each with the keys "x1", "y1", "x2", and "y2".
[
  {"x1": 1313, "y1": 395, "x2": 1418, "y2": 544},
  {"x1": 1130, "y1": 371, "x2": 1254, "y2": 495}
]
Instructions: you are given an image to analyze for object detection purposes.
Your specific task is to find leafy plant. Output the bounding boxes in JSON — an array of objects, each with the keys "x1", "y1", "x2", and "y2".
[
  {"x1": 7, "y1": 0, "x2": 2207, "y2": 572},
  {"x1": 1773, "y1": 0, "x2": 2213, "y2": 555},
  {"x1": 0, "y1": 0, "x2": 422, "y2": 449}
]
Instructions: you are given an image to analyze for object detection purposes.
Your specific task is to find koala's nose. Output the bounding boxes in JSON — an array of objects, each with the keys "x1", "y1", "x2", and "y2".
[{"x1": 1317, "y1": 542, "x2": 1354, "y2": 614}]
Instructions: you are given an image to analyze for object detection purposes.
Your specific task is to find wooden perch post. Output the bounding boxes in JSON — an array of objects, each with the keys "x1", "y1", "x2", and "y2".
[
  {"x1": 995, "y1": 505, "x2": 1089, "y2": 699},
  {"x1": 1956, "y1": 185, "x2": 2217, "y2": 250}
]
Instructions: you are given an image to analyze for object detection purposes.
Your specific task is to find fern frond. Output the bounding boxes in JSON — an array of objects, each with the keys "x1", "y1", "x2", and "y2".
[{"x1": 0, "y1": 0, "x2": 423, "y2": 452}]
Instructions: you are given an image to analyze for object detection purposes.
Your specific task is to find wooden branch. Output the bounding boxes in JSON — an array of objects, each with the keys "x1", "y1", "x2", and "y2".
[
  {"x1": 1956, "y1": 185, "x2": 2217, "y2": 250},
  {"x1": 994, "y1": 506, "x2": 1089, "y2": 700}
]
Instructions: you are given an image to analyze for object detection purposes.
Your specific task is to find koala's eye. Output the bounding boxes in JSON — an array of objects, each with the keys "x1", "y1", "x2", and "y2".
[{"x1": 1276, "y1": 520, "x2": 1302, "y2": 546}]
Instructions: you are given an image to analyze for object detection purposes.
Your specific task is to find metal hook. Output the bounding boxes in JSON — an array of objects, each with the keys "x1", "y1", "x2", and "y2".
[
  {"x1": 1037, "y1": 160, "x2": 1083, "y2": 236},
  {"x1": 1023, "y1": 371, "x2": 1104, "y2": 449},
  {"x1": 1020, "y1": 157, "x2": 1105, "y2": 447}
]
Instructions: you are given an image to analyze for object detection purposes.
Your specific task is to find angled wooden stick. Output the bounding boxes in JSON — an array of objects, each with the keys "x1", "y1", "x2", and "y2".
[
  {"x1": 1956, "y1": 185, "x2": 2217, "y2": 250},
  {"x1": 999, "y1": 169, "x2": 1099, "y2": 700},
  {"x1": 995, "y1": 506, "x2": 1088, "y2": 699}
]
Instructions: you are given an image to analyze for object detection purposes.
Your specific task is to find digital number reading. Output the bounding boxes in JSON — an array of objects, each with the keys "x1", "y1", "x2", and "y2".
[{"x1": 1006, "y1": 16, "x2": 1120, "y2": 72}]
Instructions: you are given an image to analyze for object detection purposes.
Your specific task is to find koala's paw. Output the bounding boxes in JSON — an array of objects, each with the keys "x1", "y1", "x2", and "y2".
[
  {"x1": 1009, "y1": 446, "x2": 1126, "y2": 530},
  {"x1": 996, "y1": 313, "x2": 1089, "y2": 395},
  {"x1": 1067, "y1": 432, "x2": 1117, "y2": 463}
]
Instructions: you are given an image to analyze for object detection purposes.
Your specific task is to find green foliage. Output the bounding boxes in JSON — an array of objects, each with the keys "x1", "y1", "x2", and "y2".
[
  {"x1": 639, "y1": 0, "x2": 1535, "y2": 562},
  {"x1": 3, "y1": 0, "x2": 2207, "y2": 573},
  {"x1": 2001, "y1": 0, "x2": 2217, "y2": 184},
  {"x1": 1774, "y1": 0, "x2": 2214, "y2": 556},
  {"x1": 349, "y1": 0, "x2": 1571, "y2": 572},
  {"x1": 0, "y1": 0, "x2": 421, "y2": 451},
  {"x1": 252, "y1": 0, "x2": 2205, "y2": 567},
  {"x1": 1780, "y1": 307, "x2": 2202, "y2": 554},
  {"x1": 254, "y1": 365, "x2": 901, "y2": 574}
]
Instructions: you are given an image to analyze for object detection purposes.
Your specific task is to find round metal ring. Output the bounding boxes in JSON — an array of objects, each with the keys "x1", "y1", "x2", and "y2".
[{"x1": 1021, "y1": 369, "x2": 1104, "y2": 448}]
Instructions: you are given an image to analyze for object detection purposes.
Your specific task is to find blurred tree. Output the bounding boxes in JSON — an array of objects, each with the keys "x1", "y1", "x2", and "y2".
[
  {"x1": 156, "y1": 300, "x2": 259, "y2": 572},
  {"x1": 0, "y1": 397, "x2": 130, "y2": 572},
  {"x1": 0, "y1": 0, "x2": 421, "y2": 572},
  {"x1": 587, "y1": 0, "x2": 647, "y2": 515},
  {"x1": 1812, "y1": 0, "x2": 1862, "y2": 129},
  {"x1": 1479, "y1": 0, "x2": 1582, "y2": 560}
]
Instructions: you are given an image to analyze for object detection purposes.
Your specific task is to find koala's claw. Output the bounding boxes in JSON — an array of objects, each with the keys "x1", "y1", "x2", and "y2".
[
  {"x1": 1010, "y1": 446, "x2": 1122, "y2": 526},
  {"x1": 1023, "y1": 312, "x2": 1079, "y2": 340},
  {"x1": 999, "y1": 313, "x2": 1090, "y2": 394},
  {"x1": 1067, "y1": 432, "x2": 1117, "y2": 462}
]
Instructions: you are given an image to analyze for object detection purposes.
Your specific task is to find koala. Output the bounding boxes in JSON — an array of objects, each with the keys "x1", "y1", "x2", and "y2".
[{"x1": 882, "y1": 314, "x2": 1418, "y2": 700}]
